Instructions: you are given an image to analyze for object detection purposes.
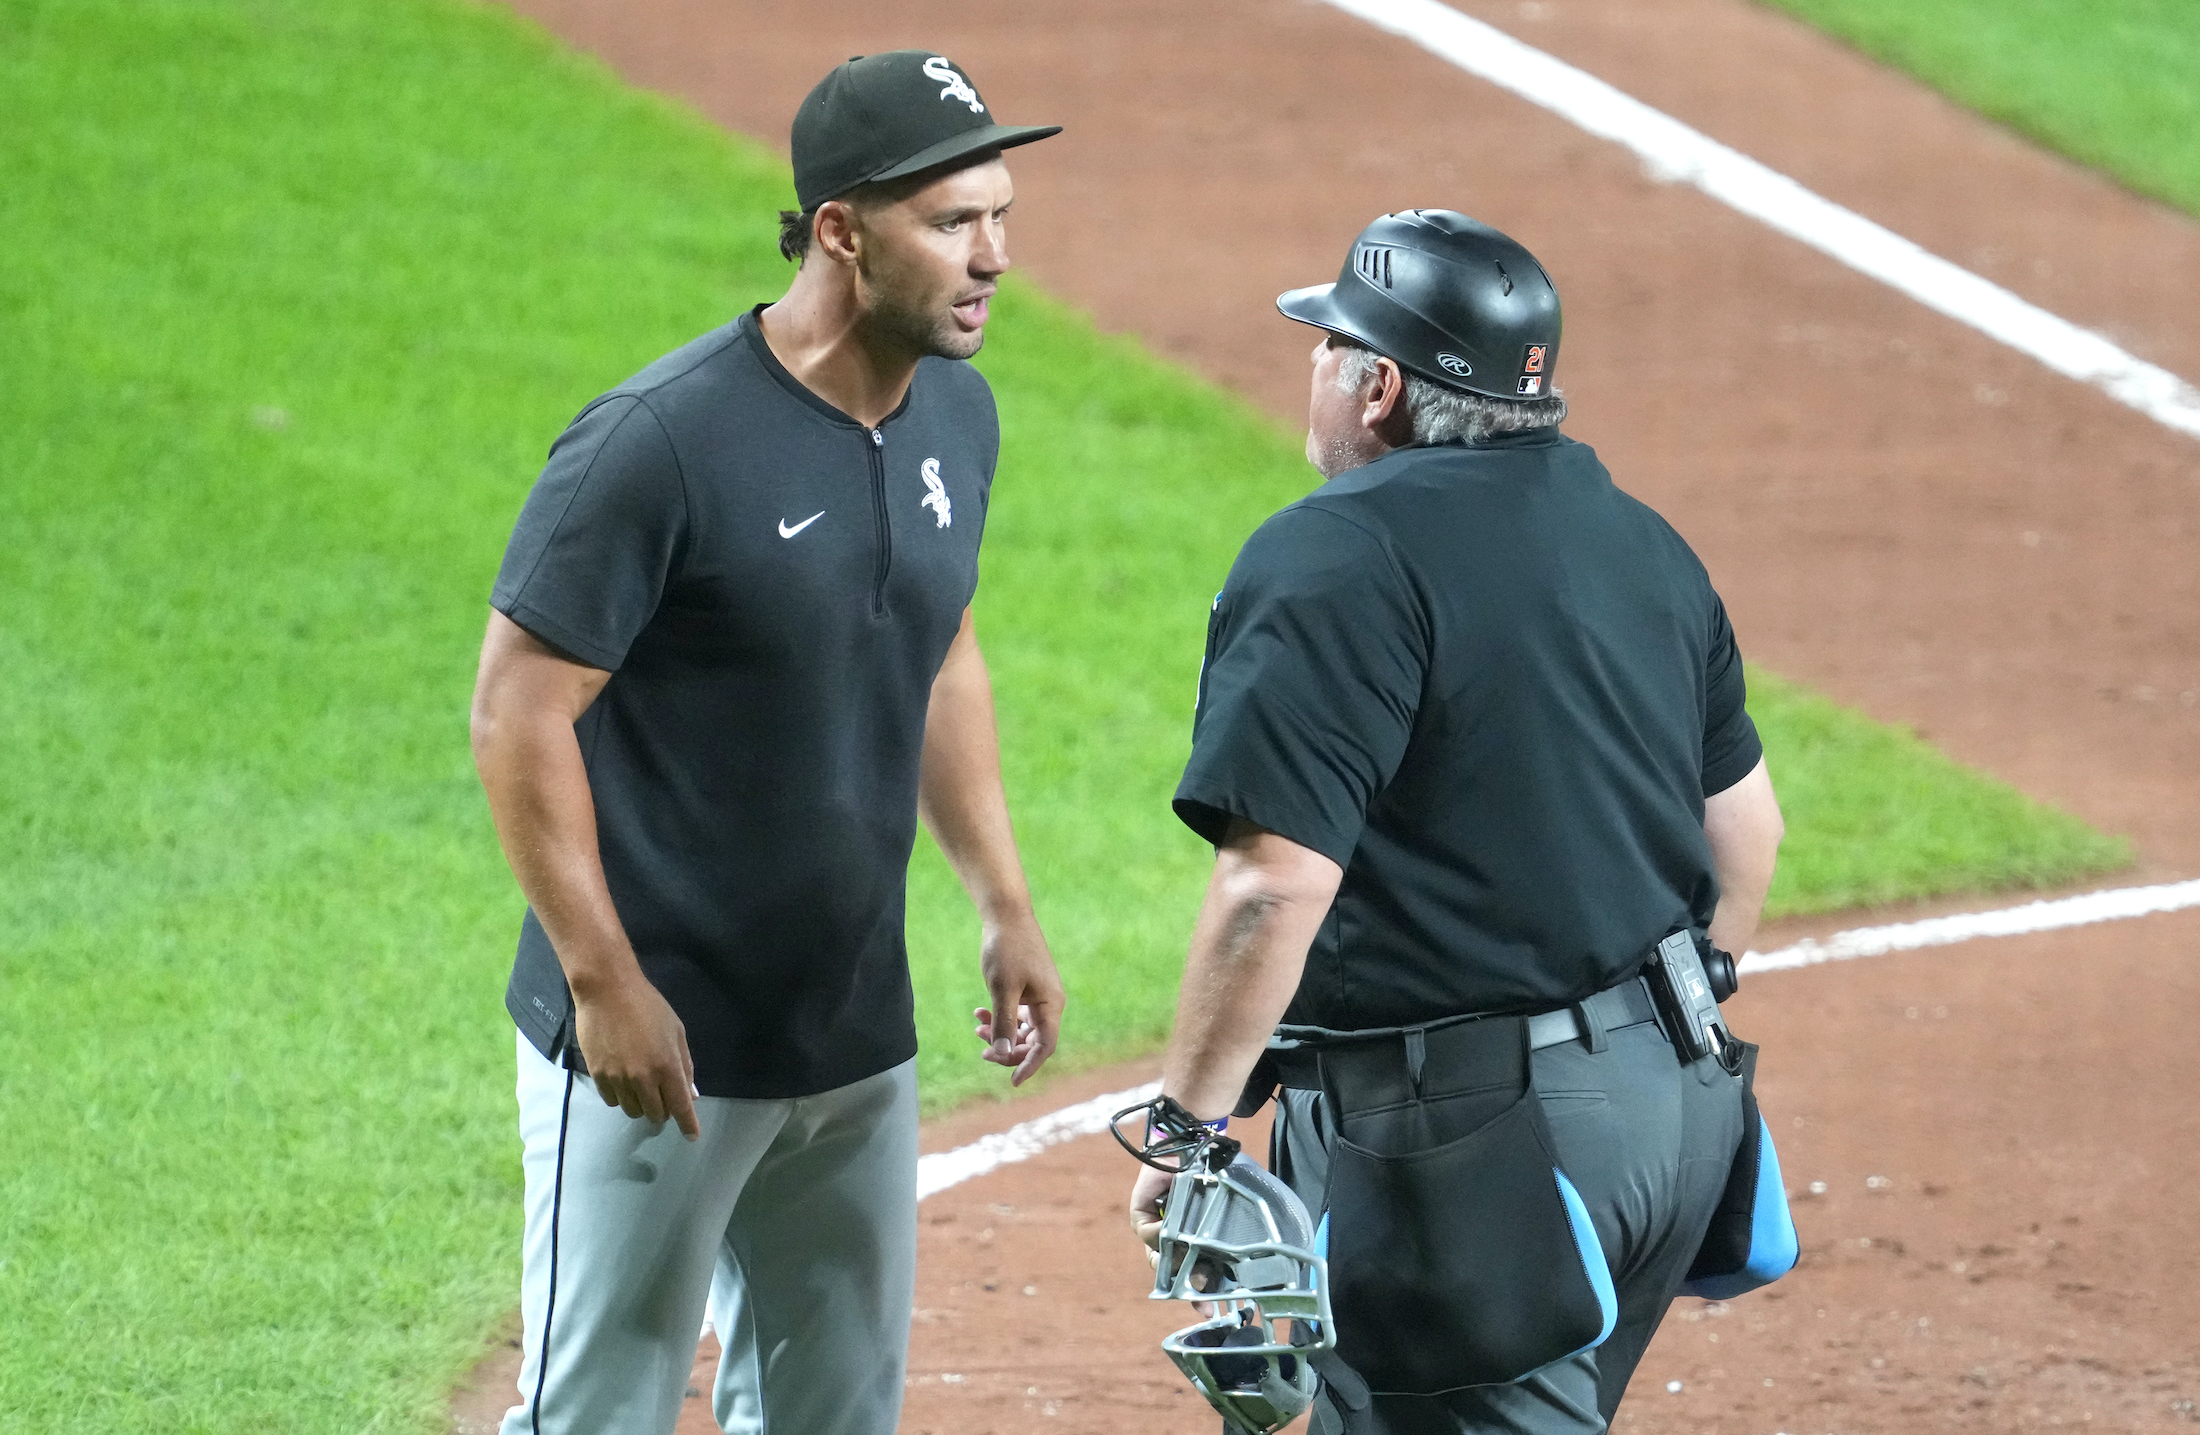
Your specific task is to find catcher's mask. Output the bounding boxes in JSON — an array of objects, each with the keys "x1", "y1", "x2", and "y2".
[{"x1": 1117, "y1": 1096, "x2": 1334, "y2": 1435}]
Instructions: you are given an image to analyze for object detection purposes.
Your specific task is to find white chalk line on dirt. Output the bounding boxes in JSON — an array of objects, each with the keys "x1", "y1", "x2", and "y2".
[
  {"x1": 916, "y1": 1081, "x2": 1160, "y2": 1200},
  {"x1": 1315, "y1": 0, "x2": 2200, "y2": 442},
  {"x1": 917, "y1": 880, "x2": 2200, "y2": 1197},
  {"x1": 1740, "y1": 876, "x2": 2200, "y2": 974}
]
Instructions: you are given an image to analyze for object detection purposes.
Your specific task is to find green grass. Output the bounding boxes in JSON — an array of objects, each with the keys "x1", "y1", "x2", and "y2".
[
  {"x1": 1749, "y1": 671, "x2": 2127, "y2": 915},
  {"x1": 1759, "y1": 0, "x2": 2200, "y2": 217},
  {"x1": 0, "y1": 0, "x2": 2128, "y2": 1430}
]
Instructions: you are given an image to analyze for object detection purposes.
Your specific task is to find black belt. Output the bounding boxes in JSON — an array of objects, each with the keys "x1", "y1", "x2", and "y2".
[
  {"x1": 1525, "y1": 975, "x2": 1661, "y2": 1054},
  {"x1": 1264, "y1": 975, "x2": 1663, "y2": 1093}
]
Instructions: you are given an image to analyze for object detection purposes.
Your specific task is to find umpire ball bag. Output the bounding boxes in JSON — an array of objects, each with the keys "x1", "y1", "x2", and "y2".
[
  {"x1": 1315, "y1": 1015, "x2": 1617, "y2": 1397},
  {"x1": 1681, "y1": 1040, "x2": 1800, "y2": 1298}
]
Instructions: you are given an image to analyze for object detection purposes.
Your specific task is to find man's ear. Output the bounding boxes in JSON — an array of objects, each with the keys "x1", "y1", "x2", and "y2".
[
  {"x1": 812, "y1": 199, "x2": 863, "y2": 266},
  {"x1": 1362, "y1": 357, "x2": 1413, "y2": 441}
]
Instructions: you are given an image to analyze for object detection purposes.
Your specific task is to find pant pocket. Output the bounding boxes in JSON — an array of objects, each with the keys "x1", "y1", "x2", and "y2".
[
  {"x1": 1536, "y1": 1089, "x2": 1610, "y2": 1123},
  {"x1": 1322, "y1": 1023, "x2": 1618, "y2": 1395}
]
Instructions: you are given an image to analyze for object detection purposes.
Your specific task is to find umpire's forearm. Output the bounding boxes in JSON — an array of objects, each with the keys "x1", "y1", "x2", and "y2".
[
  {"x1": 1162, "y1": 824, "x2": 1342, "y2": 1120},
  {"x1": 1704, "y1": 755, "x2": 1783, "y2": 955}
]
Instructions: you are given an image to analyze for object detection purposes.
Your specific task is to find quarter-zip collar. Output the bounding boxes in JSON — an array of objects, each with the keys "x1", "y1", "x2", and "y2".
[
  {"x1": 866, "y1": 424, "x2": 892, "y2": 616},
  {"x1": 738, "y1": 305, "x2": 916, "y2": 432}
]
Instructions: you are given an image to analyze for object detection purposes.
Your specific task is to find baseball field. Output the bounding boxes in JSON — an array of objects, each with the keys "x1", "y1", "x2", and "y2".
[{"x1": 1, "y1": 0, "x2": 2194, "y2": 1432}]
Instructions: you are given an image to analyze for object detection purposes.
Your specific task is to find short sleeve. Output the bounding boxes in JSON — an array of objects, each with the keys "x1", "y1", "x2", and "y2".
[
  {"x1": 1700, "y1": 593, "x2": 1763, "y2": 797},
  {"x1": 490, "y1": 395, "x2": 687, "y2": 671},
  {"x1": 1173, "y1": 507, "x2": 1427, "y2": 865}
]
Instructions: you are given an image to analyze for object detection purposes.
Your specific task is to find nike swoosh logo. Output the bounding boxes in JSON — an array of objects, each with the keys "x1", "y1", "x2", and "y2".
[{"x1": 778, "y1": 511, "x2": 824, "y2": 538}]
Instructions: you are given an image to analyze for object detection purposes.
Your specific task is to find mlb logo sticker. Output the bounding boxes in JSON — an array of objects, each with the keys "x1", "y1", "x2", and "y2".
[
  {"x1": 1523, "y1": 344, "x2": 1547, "y2": 374},
  {"x1": 1517, "y1": 375, "x2": 1543, "y2": 396}
]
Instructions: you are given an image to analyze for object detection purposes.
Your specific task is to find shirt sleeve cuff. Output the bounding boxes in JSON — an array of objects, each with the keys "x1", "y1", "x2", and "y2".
[
  {"x1": 492, "y1": 595, "x2": 627, "y2": 673},
  {"x1": 1701, "y1": 715, "x2": 1765, "y2": 798},
  {"x1": 1171, "y1": 785, "x2": 1360, "y2": 868}
]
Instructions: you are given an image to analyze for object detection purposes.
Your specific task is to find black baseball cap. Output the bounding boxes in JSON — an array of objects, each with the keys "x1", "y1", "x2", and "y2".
[{"x1": 792, "y1": 50, "x2": 1061, "y2": 210}]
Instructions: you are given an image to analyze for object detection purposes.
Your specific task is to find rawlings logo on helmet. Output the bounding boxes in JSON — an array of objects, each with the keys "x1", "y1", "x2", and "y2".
[{"x1": 1436, "y1": 352, "x2": 1472, "y2": 377}]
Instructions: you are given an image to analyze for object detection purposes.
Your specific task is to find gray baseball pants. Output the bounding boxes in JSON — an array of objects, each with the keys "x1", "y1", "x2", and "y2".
[
  {"x1": 1274, "y1": 1018, "x2": 1745, "y2": 1435},
  {"x1": 499, "y1": 1033, "x2": 918, "y2": 1435}
]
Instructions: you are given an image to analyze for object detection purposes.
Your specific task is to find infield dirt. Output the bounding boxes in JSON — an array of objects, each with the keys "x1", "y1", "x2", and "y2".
[{"x1": 454, "y1": 0, "x2": 2200, "y2": 1430}]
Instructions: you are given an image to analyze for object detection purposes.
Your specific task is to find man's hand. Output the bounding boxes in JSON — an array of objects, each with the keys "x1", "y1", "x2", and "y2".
[
  {"x1": 572, "y1": 968, "x2": 700, "y2": 1139},
  {"x1": 1127, "y1": 1159, "x2": 1173, "y2": 1254},
  {"x1": 974, "y1": 913, "x2": 1063, "y2": 1085},
  {"x1": 1128, "y1": 1157, "x2": 1229, "y2": 1312}
]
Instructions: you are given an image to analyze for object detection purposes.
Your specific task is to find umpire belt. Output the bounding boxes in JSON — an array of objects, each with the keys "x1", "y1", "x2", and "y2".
[{"x1": 1264, "y1": 974, "x2": 1661, "y2": 1094}]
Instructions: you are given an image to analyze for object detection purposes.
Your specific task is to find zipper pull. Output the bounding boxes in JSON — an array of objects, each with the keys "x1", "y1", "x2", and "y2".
[{"x1": 870, "y1": 429, "x2": 883, "y2": 447}]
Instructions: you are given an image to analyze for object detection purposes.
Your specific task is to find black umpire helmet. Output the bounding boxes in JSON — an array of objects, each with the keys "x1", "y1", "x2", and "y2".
[{"x1": 1278, "y1": 210, "x2": 1561, "y2": 401}]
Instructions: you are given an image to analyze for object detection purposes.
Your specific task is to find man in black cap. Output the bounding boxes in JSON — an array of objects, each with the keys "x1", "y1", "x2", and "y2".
[
  {"x1": 1126, "y1": 211, "x2": 1787, "y2": 1433},
  {"x1": 471, "y1": 51, "x2": 1061, "y2": 1435}
]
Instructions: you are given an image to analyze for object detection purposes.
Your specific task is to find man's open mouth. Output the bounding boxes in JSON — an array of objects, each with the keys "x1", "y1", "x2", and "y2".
[{"x1": 951, "y1": 291, "x2": 994, "y2": 328}]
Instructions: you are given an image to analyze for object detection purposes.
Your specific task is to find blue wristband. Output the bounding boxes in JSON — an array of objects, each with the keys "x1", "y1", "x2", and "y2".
[{"x1": 1145, "y1": 1110, "x2": 1229, "y2": 1143}]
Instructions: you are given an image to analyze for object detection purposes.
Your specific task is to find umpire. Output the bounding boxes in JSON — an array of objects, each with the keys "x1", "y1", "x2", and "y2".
[{"x1": 1128, "y1": 211, "x2": 1786, "y2": 1434}]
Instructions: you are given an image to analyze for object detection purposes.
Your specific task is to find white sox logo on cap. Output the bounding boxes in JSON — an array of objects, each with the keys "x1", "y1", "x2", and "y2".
[{"x1": 922, "y1": 56, "x2": 985, "y2": 114}]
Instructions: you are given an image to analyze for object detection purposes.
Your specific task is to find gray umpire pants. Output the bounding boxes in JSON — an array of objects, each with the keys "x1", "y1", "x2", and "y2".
[
  {"x1": 499, "y1": 1033, "x2": 918, "y2": 1435},
  {"x1": 1273, "y1": 1018, "x2": 1745, "y2": 1435}
]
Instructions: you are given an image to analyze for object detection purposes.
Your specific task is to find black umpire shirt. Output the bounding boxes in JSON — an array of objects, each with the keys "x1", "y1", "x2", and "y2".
[
  {"x1": 491, "y1": 307, "x2": 994, "y2": 1098},
  {"x1": 1174, "y1": 427, "x2": 1762, "y2": 1031}
]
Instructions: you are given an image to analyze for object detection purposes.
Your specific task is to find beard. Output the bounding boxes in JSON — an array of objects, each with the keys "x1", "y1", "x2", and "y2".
[
  {"x1": 857, "y1": 268, "x2": 985, "y2": 362},
  {"x1": 1306, "y1": 423, "x2": 1374, "y2": 479}
]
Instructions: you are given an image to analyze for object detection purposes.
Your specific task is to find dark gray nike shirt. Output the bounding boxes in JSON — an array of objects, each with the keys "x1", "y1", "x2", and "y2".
[{"x1": 492, "y1": 308, "x2": 994, "y2": 1097}]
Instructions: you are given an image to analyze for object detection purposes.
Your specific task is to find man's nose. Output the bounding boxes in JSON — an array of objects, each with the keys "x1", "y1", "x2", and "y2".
[{"x1": 973, "y1": 217, "x2": 1010, "y2": 276}]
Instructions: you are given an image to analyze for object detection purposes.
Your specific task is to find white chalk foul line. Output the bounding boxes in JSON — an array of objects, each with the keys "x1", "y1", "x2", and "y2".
[
  {"x1": 1316, "y1": 0, "x2": 2200, "y2": 442},
  {"x1": 1741, "y1": 877, "x2": 2200, "y2": 975},
  {"x1": 915, "y1": 883, "x2": 2200, "y2": 1197},
  {"x1": 916, "y1": 1079, "x2": 1160, "y2": 1200}
]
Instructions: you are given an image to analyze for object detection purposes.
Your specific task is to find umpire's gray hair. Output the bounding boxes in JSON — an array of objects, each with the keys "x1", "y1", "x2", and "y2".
[{"x1": 1336, "y1": 343, "x2": 1567, "y2": 445}]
